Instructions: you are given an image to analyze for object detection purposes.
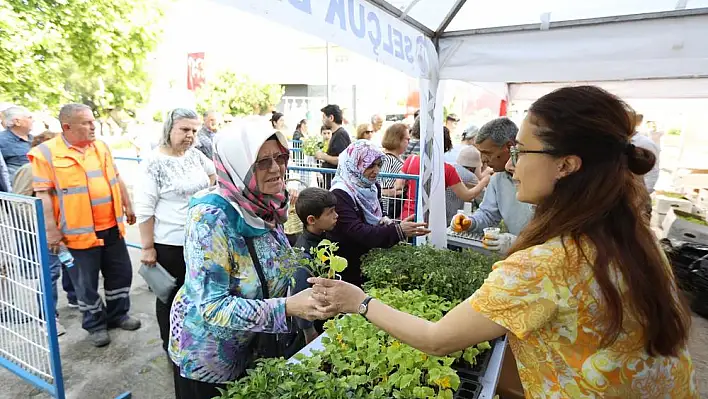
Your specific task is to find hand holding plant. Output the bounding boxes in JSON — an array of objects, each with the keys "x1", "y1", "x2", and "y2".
[
  {"x1": 308, "y1": 239, "x2": 348, "y2": 279},
  {"x1": 308, "y1": 277, "x2": 367, "y2": 315},
  {"x1": 284, "y1": 288, "x2": 325, "y2": 321}
]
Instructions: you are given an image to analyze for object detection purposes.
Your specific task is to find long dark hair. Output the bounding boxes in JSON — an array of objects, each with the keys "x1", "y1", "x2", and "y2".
[{"x1": 510, "y1": 86, "x2": 690, "y2": 357}]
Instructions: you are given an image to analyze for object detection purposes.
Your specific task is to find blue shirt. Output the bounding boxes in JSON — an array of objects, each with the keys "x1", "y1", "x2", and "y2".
[
  {"x1": 0, "y1": 129, "x2": 32, "y2": 182},
  {"x1": 470, "y1": 172, "x2": 534, "y2": 236},
  {"x1": 0, "y1": 147, "x2": 10, "y2": 192}
]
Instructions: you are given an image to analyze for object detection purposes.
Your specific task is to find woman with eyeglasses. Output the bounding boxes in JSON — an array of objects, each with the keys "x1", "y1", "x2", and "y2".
[
  {"x1": 356, "y1": 123, "x2": 374, "y2": 140},
  {"x1": 309, "y1": 86, "x2": 697, "y2": 399},
  {"x1": 134, "y1": 108, "x2": 216, "y2": 354},
  {"x1": 168, "y1": 118, "x2": 321, "y2": 399},
  {"x1": 327, "y1": 140, "x2": 430, "y2": 287}
]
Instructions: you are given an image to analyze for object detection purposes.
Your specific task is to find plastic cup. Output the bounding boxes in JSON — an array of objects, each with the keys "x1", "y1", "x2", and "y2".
[{"x1": 483, "y1": 227, "x2": 500, "y2": 240}]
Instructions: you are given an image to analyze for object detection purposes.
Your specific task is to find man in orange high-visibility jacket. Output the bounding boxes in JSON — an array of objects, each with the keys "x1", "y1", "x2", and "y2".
[{"x1": 28, "y1": 103, "x2": 140, "y2": 348}]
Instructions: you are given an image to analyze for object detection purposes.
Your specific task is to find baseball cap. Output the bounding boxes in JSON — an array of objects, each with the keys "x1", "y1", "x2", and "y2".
[
  {"x1": 446, "y1": 113, "x2": 460, "y2": 122},
  {"x1": 457, "y1": 146, "x2": 482, "y2": 169}
]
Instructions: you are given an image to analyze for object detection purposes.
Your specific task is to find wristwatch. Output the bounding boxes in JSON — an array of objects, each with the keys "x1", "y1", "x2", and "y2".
[{"x1": 358, "y1": 296, "x2": 374, "y2": 317}]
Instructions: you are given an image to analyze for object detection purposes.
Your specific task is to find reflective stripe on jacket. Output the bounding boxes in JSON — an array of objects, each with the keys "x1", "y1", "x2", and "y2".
[{"x1": 31, "y1": 137, "x2": 125, "y2": 249}]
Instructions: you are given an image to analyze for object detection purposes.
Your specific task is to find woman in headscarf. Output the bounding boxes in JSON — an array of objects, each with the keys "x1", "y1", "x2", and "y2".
[
  {"x1": 327, "y1": 140, "x2": 429, "y2": 287},
  {"x1": 168, "y1": 117, "x2": 320, "y2": 399}
]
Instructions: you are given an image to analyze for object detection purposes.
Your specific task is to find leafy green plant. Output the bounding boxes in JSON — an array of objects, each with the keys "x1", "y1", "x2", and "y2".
[
  {"x1": 286, "y1": 239, "x2": 348, "y2": 279},
  {"x1": 218, "y1": 288, "x2": 493, "y2": 399},
  {"x1": 217, "y1": 357, "x2": 355, "y2": 399},
  {"x1": 362, "y1": 244, "x2": 495, "y2": 302},
  {"x1": 302, "y1": 136, "x2": 322, "y2": 156}
]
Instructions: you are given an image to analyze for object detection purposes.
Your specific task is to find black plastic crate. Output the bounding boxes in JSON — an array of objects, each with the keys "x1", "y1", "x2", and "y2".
[
  {"x1": 454, "y1": 346, "x2": 493, "y2": 378},
  {"x1": 453, "y1": 379, "x2": 482, "y2": 399}
]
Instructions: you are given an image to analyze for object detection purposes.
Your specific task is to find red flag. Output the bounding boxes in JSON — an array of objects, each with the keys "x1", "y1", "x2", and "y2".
[
  {"x1": 187, "y1": 52, "x2": 205, "y2": 91},
  {"x1": 499, "y1": 99, "x2": 508, "y2": 116}
]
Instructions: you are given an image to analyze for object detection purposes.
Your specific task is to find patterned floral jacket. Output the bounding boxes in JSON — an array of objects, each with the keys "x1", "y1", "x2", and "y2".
[{"x1": 169, "y1": 192, "x2": 292, "y2": 383}]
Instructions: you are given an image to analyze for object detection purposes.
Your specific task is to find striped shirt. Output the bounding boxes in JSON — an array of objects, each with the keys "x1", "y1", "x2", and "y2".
[{"x1": 379, "y1": 153, "x2": 404, "y2": 217}]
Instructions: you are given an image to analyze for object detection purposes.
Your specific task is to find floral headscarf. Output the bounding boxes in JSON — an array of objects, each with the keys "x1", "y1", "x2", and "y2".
[
  {"x1": 331, "y1": 140, "x2": 385, "y2": 225},
  {"x1": 210, "y1": 117, "x2": 290, "y2": 233}
]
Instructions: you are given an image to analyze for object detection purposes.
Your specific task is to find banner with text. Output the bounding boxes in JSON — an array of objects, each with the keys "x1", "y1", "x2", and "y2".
[
  {"x1": 187, "y1": 52, "x2": 206, "y2": 91},
  {"x1": 218, "y1": 0, "x2": 430, "y2": 78}
]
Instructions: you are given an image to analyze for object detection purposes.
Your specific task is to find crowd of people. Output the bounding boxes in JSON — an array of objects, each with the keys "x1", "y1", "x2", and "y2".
[{"x1": 0, "y1": 85, "x2": 696, "y2": 398}]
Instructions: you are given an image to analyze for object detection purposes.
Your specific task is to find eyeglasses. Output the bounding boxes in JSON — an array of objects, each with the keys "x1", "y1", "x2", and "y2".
[
  {"x1": 365, "y1": 130, "x2": 374, "y2": 134},
  {"x1": 510, "y1": 146, "x2": 558, "y2": 167},
  {"x1": 255, "y1": 153, "x2": 289, "y2": 171}
]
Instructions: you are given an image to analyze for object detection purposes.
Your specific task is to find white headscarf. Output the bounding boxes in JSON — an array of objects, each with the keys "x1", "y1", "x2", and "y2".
[{"x1": 203, "y1": 117, "x2": 290, "y2": 233}]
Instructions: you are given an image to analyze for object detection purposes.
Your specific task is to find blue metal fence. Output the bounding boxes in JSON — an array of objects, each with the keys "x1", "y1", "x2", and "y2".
[
  {"x1": 0, "y1": 192, "x2": 133, "y2": 399},
  {"x1": 0, "y1": 192, "x2": 65, "y2": 399},
  {"x1": 115, "y1": 147, "x2": 420, "y2": 250}
]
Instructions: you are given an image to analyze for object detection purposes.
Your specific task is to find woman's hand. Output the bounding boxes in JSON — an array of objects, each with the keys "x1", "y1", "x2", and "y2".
[
  {"x1": 288, "y1": 188, "x2": 299, "y2": 206},
  {"x1": 379, "y1": 216, "x2": 394, "y2": 226},
  {"x1": 307, "y1": 277, "x2": 367, "y2": 315},
  {"x1": 141, "y1": 247, "x2": 157, "y2": 266},
  {"x1": 400, "y1": 214, "x2": 431, "y2": 238},
  {"x1": 285, "y1": 288, "x2": 328, "y2": 321},
  {"x1": 478, "y1": 173, "x2": 491, "y2": 187}
]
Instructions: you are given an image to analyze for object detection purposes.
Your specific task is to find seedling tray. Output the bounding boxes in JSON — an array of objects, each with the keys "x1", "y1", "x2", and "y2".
[
  {"x1": 453, "y1": 378, "x2": 482, "y2": 399},
  {"x1": 453, "y1": 344, "x2": 493, "y2": 378}
]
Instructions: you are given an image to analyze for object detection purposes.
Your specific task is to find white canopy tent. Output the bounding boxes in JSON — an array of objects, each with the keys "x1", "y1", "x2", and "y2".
[{"x1": 219, "y1": 0, "x2": 708, "y2": 247}]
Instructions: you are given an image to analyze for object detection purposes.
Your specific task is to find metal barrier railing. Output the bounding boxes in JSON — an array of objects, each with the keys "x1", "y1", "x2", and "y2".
[
  {"x1": 115, "y1": 147, "x2": 420, "y2": 250},
  {"x1": 0, "y1": 192, "x2": 64, "y2": 399},
  {"x1": 0, "y1": 192, "x2": 133, "y2": 399}
]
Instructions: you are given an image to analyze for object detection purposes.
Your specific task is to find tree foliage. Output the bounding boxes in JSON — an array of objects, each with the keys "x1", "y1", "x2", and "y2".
[
  {"x1": 196, "y1": 70, "x2": 284, "y2": 116},
  {"x1": 0, "y1": 0, "x2": 167, "y2": 115}
]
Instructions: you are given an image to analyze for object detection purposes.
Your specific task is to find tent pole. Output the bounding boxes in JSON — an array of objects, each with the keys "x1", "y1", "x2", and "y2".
[
  {"x1": 435, "y1": 0, "x2": 468, "y2": 34},
  {"x1": 366, "y1": 0, "x2": 434, "y2": 37},
  {"x1": 440, "y1": 7, "x2": 708, "y2": 38},
  {"x1": 326, "y1": 41, "x2": 330, "y2": 103}
]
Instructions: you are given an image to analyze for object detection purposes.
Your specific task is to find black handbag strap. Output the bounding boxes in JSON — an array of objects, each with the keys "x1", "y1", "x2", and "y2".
[{"x1": 245, "y1": 237, "x2": 270, "y2": 299}]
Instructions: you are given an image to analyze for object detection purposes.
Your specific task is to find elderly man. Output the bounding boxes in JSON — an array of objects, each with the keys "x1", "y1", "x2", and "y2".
[
  {"x1": 370, "y1": 114, "x2": 385, "y2": 146},
  {"x1": 194, "y1": 110, "x2": 220, "y2": 160},
  {"x1": 28, "y1": 103, "x2": 140, "y2": 347},
  {"x1": 0, "y1": 106, "x2": 34, "y2": 182},
  {"x1": 460, "y1": 118, "x2": 534, "y2": 253}
]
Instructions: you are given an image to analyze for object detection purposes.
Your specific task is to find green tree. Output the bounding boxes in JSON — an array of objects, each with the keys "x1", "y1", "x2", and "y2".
[
  {"x1": 196, "y1": 70, "x2": 284, "y2": 116},
  {"x1": 0, "y1": 0, "x2": 167, "y2": 115}
]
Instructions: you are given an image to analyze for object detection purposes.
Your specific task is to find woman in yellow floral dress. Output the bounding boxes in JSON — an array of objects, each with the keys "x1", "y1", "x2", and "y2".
[{"x1": 308, "y1": 86, "x2": 698, "y2": 398}]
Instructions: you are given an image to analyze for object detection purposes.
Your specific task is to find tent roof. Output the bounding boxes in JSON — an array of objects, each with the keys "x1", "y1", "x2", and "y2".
[{"x1": 380, "y1": 0, "x2": 708, "y2": 36}]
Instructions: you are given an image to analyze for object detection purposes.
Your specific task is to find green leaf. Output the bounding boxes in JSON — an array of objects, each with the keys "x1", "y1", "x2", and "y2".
[{"x1": 329, "y1": 256, "x2": 348, "y2": 273}]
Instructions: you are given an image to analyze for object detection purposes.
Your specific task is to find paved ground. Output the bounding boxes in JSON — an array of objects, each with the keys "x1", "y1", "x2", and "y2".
[
  {"x1": 1, "y1": 227, "x2": 176, "y2": 399},
  {"x1": 1, "y1": 224, "x2": 707, "y2": 398}
]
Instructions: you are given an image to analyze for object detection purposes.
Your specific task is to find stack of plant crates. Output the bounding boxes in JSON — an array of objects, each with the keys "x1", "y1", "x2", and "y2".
[
  {"x1": 652, "y1": 190, "x2": 708, "y2": 244},
  {"x1": 216, "y1": 244, "x2": 499, "y2": 399}
]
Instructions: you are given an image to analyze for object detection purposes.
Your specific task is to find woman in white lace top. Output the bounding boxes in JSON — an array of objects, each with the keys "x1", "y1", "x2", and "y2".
[{"x1": 133, "y1": 108, "x2": 216, "y2": 352}]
